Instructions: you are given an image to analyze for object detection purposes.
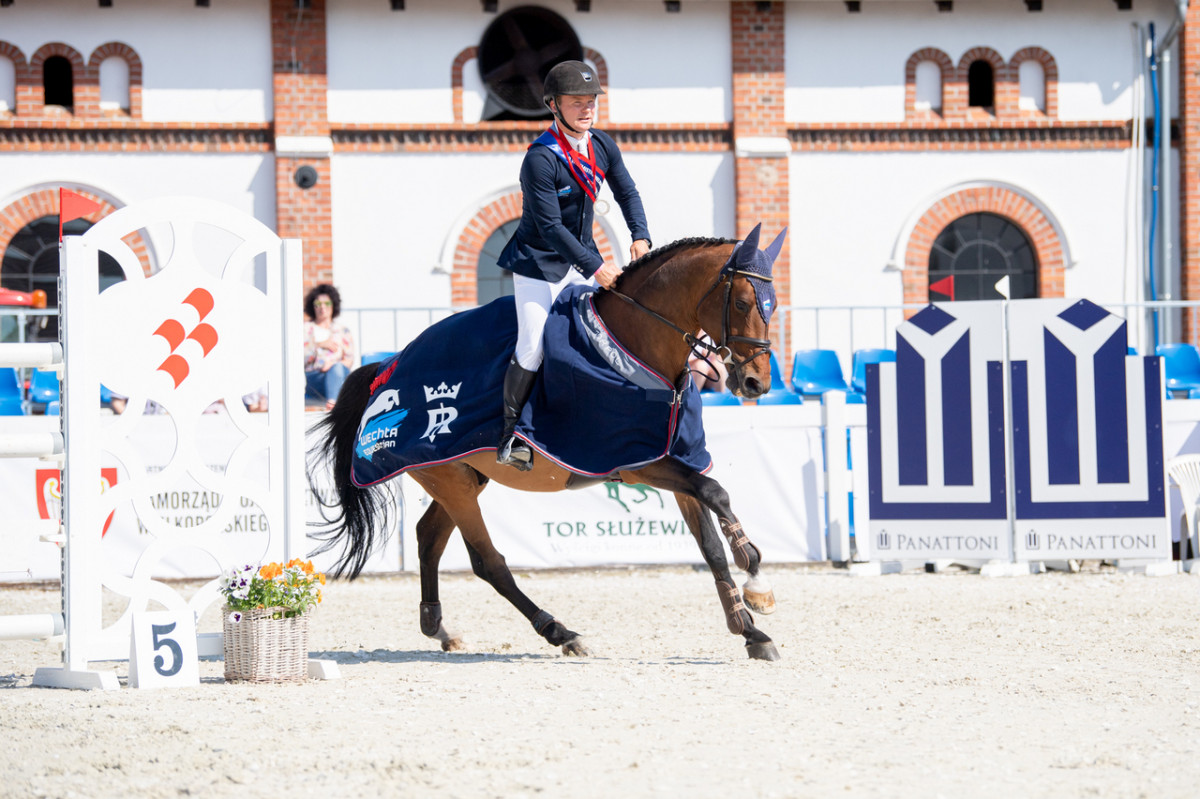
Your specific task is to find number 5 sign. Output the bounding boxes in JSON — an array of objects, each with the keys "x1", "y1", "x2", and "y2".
[{"x1": 129, "y1": 610, "x2": 200, "y2": 689}]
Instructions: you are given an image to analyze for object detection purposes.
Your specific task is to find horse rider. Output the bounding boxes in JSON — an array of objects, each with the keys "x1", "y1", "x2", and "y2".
[{"x1": 495, "y1": 59, "x2": 652, "y2": 470}]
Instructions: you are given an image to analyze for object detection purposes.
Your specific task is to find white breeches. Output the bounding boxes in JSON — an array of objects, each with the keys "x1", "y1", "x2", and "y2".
[{"x1": 512, "y1": 269, "x2": 593, "y2": 370}]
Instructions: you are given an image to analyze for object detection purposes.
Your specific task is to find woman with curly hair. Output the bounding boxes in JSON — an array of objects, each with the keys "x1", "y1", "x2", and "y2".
[{"x1": 303, "y1": 284, "x2": 355, "y2": 407}]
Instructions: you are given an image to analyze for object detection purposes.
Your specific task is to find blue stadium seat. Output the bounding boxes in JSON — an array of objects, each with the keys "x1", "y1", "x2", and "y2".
[
  {"x1": 0, "y1": 368, "x2": 24, "y2": 415},
  {"x1": 756, "y1": 351, "x2": 802, "y2": 404},
  {"x1": 790, "y1": 349, "x2": 849, "y2": 396},
  {"x1": 360, "y1": 351, "x2": 395, "y2": 366},
  {"x1": 849, "y1": 348, "x2": 897, "y2": 401},
  {"x1": 1156, "y1": 344, "x2": 1200, "y2": 398},
  {"x1": 701, "y1": 391, "x2": 743, "y2": 407},
  {"x1": 28, "y1": 368, "x2": 60, "y2": 410}
]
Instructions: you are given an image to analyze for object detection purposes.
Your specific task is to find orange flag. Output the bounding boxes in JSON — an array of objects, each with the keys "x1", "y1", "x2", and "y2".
[{"x1": 58, "y1": 188, "x2": 102, "y2": 242}]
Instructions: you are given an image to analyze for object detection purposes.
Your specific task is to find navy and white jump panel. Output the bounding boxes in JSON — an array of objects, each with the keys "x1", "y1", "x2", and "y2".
[
  {"x1": 27, "y1": 197, "x2": 310, "y2": 690},
  {"x1": 1008, "y1": 299, "x2": 1168, "y2": 561},
  {"x1": 867, "y1": 301, "x2": 1011, "y2": 562},
  {"x1": 866, "y1": 298, "x2": 1169, "y2": 567}
]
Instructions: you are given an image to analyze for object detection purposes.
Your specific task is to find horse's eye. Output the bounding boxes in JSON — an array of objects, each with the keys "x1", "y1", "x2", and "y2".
[{"x1": 735, "y1": 299, "x2": 750, "y2": 315}]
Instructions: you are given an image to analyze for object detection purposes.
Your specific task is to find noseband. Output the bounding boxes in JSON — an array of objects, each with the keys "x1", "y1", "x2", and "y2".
[{"x1": 606, "y1": 254, "x2": 773, "y2": 387}]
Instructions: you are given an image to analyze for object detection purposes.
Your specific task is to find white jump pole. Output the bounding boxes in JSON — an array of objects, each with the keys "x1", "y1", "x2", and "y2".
[
  {"x1": 0, "y1": 614, "x2": 64, "y2": 641},
  {"x1": 0, "y1": 341, "x2": 67, "y2": 647}
]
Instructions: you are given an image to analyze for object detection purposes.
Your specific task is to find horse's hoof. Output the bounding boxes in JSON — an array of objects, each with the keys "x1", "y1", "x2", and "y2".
[
  {"x1": 561, "y1": 636, "x2": 591, "y2": 657},
  {"x1": 746, "y1": 641, "x2": 781, "y2": 661},
  {"x1": 441, "y1": 637, "x2": 464, "y2": 652},
  {"x1": 743, "y1": 587, "x2": 776, "y2": 615}
]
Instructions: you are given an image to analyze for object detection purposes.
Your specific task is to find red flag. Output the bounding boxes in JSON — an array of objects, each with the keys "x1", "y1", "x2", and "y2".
[
  {"x1": 58, "y1": 188, "x2": 102, "y2": 242},
  {"x1": 929, "y1": 275, "x2": 955, "y2": 301}
]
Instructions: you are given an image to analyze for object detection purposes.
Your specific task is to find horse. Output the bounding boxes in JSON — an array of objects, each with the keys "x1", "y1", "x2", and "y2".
[{"x1": 309, "y1": 224, "x2": 786, "y2": 661}]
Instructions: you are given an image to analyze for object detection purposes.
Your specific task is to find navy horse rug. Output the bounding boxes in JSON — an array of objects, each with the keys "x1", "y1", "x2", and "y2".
[{"x1": 351, "y1": 284, "x2": 712, "y2": 487}]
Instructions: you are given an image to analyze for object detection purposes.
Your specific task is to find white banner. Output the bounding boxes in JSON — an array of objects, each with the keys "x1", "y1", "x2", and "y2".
[
  {"x1": 408, "y1": 404, "x2": 828, "y2": 571},
  {"x1": 0, "y1": 414, "x2": 400, "y2": 582},
  {"x1": 2, "y1": 405, "x2": 826, "y2": 582}
]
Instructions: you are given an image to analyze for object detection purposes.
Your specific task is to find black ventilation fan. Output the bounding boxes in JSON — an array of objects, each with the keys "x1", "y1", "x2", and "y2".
[{"x1": 477, "y1": 6, "x2": 583, "y2": 121}]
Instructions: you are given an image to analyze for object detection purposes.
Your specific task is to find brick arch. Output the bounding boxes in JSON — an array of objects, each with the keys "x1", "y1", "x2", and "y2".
[
  {"x1": 902, "y1": 186, "x2": 1065, "y2": 304},
  {"x1": 450, "y1": 45, "x2": 477, "y2": 123},
  {"x1": 0, "y1": 42, "x2": 26, "y2": 117},
  {"x1": 26, "y1": 43, "x2": 89, "y2": 116},
  {"x1": 88, "y1": 42, "x2": 143, "y2": 119},
  {"x1": 0, "y1": 189, "x2": 153, "y2": 281},
  {"x1": 956, "y1": 46, "x2": 1009, "y2": 118},
  {"x1": 905, "y1": 47, "x2": 952, "y2": 119},
  {"x1": 1009, "y1": 46, "x2": 1058, "y2": 118},
  {"x1": 449, "y1": 190, "x2": 616, "y2": 309},
  {"x1": 582, "y1": 46, "x2": 609, "y2": 126}
]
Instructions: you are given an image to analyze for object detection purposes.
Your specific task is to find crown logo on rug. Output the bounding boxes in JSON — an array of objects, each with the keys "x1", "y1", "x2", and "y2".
[{"x1": 423, "y1": 382, "x2": 462, "y2": 402}]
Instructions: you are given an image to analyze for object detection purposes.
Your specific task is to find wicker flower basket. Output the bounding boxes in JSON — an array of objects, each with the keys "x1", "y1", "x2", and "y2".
[{"x1": 223, "y1": 606, "x2": 310, "y2": 684}]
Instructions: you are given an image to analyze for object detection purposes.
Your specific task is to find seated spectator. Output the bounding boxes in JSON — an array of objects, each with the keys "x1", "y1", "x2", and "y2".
[{"x1": 303, "y1": 284, "x2": 355, "y2": 408}]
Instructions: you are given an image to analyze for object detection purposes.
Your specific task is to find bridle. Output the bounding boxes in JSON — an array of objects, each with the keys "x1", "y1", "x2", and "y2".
[{"x1": 606, "y1": 245, "x2": 773, "y2": 386}]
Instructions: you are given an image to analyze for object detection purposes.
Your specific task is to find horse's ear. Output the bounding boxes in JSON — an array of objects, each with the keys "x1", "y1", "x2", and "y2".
[
  {"x1": 737, "y1": 223, "x2": 763, "y2": 266},
  {"x1": 763, "y1": 227, "x2": 787, "y2": 265}
]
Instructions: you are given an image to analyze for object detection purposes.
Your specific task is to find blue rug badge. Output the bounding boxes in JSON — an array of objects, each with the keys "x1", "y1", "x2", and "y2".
[{"x1": 728, "y1": 223, "x2": 786, "y2": 324}]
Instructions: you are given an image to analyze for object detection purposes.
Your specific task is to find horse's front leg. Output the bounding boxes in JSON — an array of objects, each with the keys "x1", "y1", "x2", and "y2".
[
  {"x1": 674, "y1": 493, "x2": 779, "y2": 661},
  {"x1": 627, "y1": 460, "x2": 780, "y2": 661},
  {"x1": 631, "y1": 459, "x2": 776, "y2": 614}
]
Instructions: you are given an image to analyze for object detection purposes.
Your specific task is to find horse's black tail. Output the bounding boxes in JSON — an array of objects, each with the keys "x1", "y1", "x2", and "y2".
[{"x1": 307, "y1": 362, "x2": 395, "y2": 580}]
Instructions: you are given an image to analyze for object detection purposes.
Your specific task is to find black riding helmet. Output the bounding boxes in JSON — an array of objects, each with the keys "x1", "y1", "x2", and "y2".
[{"x1": 543, "y1": 60, "x2": 604, "y2": 135}]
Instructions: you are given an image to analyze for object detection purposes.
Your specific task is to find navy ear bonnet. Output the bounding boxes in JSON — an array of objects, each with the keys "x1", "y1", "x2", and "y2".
[{"x1": 723, "y1": 223, "x2": 786, "y2": 324}]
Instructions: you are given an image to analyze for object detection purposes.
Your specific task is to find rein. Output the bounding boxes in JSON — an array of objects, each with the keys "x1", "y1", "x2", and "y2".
[{"x1": 605, "y1": 255, "x2": 774, "y2": 385}]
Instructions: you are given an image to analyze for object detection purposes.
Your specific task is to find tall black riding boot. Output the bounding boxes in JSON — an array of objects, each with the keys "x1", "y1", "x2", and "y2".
[{"x1": 497, "y1": 359, "x2": 538, "y2": 471}]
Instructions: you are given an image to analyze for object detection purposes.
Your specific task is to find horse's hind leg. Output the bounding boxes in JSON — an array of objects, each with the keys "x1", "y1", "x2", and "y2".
[
  {"x1": 461, "y1": 539, "x2": 590, "y2": 656},
  {"x1": 414, "y1": 464, "x2": 589, "y2": 656},
  {"x1": 415, "y1": 500, "x2": 463, "y2": 652}
]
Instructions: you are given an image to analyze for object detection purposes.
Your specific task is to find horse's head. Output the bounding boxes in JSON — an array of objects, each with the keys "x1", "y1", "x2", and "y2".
[{"x1": 697, "y1": 224, "x2": 785, "y2": 399}]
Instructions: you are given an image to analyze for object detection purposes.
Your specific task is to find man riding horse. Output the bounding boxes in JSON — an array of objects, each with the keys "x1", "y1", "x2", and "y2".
[{"x1": 495, "y1": 59, "x2": 652, "y2": 471}]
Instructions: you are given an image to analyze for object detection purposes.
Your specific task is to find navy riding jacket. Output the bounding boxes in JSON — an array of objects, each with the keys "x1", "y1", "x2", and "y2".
[{"x1": 498, "y1": 128, "x2": 651, "y2": 283}]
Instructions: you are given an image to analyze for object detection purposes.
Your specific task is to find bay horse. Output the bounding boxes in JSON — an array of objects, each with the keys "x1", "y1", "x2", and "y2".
[{"x1": 310, "y1": 225, "x2": 785, "y2": 661}]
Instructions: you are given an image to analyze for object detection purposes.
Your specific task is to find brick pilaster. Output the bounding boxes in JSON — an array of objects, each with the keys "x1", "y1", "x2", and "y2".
[
  {"x1": 732, "y1": 1, "x2": 790, "y2": 358},
  {"x1": 1182, "y1": 5, "x2": 1200, "y2": 343},
  {"x1": 271, "y1": 0, "x2": 331, "y2": 292}
]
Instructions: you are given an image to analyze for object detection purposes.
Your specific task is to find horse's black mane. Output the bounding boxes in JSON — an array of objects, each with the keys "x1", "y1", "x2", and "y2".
[{"x1": 612, "y1": 236, "x2": 735, "y2": 292}]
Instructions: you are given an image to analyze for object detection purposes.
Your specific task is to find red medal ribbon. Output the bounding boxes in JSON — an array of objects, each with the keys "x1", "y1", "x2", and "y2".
[{"x1": 549, "y1": 126, "x2": 606, "y2": 202}]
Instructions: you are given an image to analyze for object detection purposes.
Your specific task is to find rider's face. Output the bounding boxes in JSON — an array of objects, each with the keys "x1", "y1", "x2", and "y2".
[{"x1": 553, "y1": 94, "x2": 596, "y2": 134}]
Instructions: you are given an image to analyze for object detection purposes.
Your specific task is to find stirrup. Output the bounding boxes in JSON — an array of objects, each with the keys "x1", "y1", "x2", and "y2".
[{"x1": 497, "y1": 436, "x2": 534, "y2": 471}]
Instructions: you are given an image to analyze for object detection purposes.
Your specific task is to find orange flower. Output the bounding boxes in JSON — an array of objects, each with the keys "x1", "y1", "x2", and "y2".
[
  {"x1": 316, "y1": 590, "x2": 323, "y2": 604},
  {"x1": 259, "y1": 562, "x2": 282, "y2": 580},
  {"x1": 317, "y1": 573, "x2": 326, "y2": 585}
]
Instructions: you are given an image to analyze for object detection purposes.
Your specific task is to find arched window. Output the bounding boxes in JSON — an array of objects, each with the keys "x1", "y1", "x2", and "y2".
[
  {"x1": 0, "y1": 56, "x2": 14, "y2": 112},
  {"x1": 914, "y1": 60, "x2": 942, "y2": 112},
  {"x1": 476, "y1": 219, "x2": 518, "y2": 304},
  {"x1": 476, "y1": 6, "x2": 583, "y2": 122},
  {"x1": 2, "y1": 216, "x2": 123, "y2": 341},
  {"x1": 967, "y1": 60, "x2": 994, "y2": 109},
  {"x1": 1018, "y1": 60, "x2": 1045, "y2": 112},
  {"x1": 43, "y1": 55, "x2": 73, "y2": 109},
  {"x1": 99, "y1": 56, "x2": 130, "y2": 111},
  {"x1": 928, "y1": 213, "x2": 1037, "y2": 301}
]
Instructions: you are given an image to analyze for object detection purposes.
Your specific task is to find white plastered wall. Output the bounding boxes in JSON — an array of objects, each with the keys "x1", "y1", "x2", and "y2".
[
  {"x1": 326, "y1": 0, "x2": 731, "y2": 124},
  {"x1": 786, "y1": 147, "x2": 1178, "y2": 356},
  {"x1": 786, "y1": 0, "x2": 1180, "y2": 123},
  {"x1": 0, "y1": 0, "x2": 272, "y2": 122},
  {"x1": 0, "y1": 153, "x2": 276, "y2": 267}
]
